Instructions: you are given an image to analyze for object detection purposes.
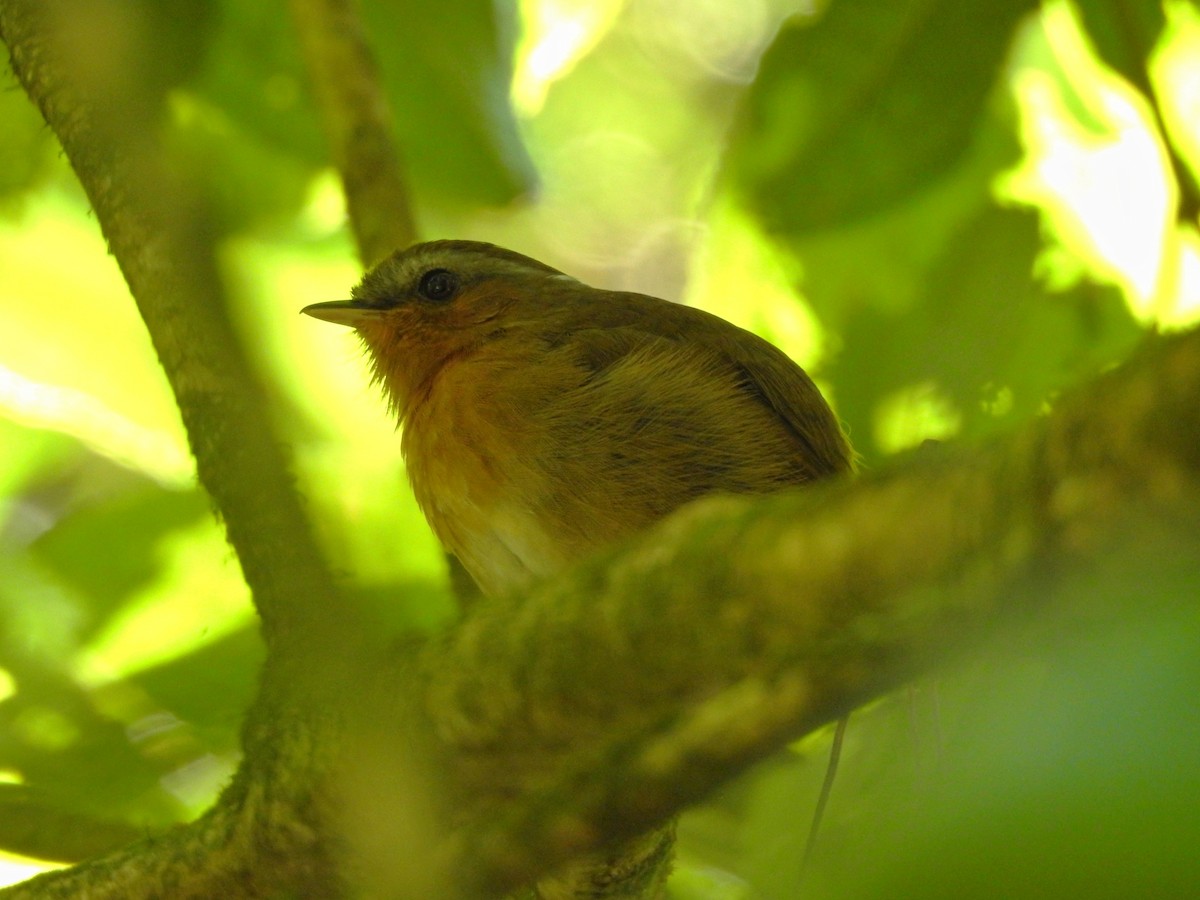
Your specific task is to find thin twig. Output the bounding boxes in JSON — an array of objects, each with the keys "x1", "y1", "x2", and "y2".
[{"x1": 801, "y1": 715, "x2": 849, "y2": 881}]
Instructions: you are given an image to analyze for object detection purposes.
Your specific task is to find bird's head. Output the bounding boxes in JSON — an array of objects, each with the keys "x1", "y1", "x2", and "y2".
[{"x1": 302, "y1": 240, "x2": 578, "y2": 417}]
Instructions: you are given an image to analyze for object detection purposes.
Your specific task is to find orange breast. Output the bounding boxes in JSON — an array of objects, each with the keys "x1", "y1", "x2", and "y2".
[
  {"x1": 399, "y1": 327, "x2": 836, "y2": 600},
  {"x1": 401, "y1": 349, "x2": 574, "y2": 597}
]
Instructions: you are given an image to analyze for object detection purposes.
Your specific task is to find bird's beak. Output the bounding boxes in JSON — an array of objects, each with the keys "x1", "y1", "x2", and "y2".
[{"x1": 300, "y1": 300, "x2": 384, "y2": 327}]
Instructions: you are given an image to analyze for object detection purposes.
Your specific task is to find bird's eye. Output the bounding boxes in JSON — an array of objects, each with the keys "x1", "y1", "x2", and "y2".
[{"x1": 418, "y1": 269, "x2": 458, "y2": 302}]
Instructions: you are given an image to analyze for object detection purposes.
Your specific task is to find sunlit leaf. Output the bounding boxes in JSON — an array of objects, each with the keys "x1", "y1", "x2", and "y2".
[
  {"x1": 829, "y1": 207, "x2": 1141, "y2": 458},
  {"x1": 1073, "y1": 0, "x2": 1166, "y2": 90},
  {"x1": 0, "y1": 420, "x2": 76, "y2": 503},
  {"x1": 0, "y1": 192, "x2": 190, "y2": 482},
  {"x1": 127, "y1": 626, "x2": 263, "y2": 751},
  {"x1": 30, "y1": 484, "x2": 210, "y2": 643},
  {"x1": 728, "y1": 0, "x2": 1038, "y2": 232},
  {"x1": 72, "y1": 518, "x2": 253, "y2": 685},
  {"x1": 189, "y1": 0, "x2": 535, "y2": 211},
  {"x1": 0, "y1": 70, "x2": 55, "y2": 205}
]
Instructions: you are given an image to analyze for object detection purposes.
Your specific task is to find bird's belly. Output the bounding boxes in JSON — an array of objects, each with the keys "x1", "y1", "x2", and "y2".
[{"x1": 402, "y1": 390, "x2": 566, "y2": 598}]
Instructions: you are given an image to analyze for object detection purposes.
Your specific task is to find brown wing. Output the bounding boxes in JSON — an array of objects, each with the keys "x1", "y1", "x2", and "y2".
[
  {"x1": 716, "y1": 329, "x2": 855, "y2": 479},
  {"x1": 434, "y1": 288, "x2": 853, "y2": 591},
  {"x1": 539, "y1": 289, "x2": 854, "y2": 482}
]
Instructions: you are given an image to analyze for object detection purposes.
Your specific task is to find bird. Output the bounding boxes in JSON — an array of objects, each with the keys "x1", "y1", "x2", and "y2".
[
  {"x1": 303, "y1": 239, "x2": 853, "y2": 897},
  {"x1": 303, "y1": 239, "x2": 853, "y2": 602}
]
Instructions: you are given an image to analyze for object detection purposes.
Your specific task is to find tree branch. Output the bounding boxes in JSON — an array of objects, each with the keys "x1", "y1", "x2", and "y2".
[
  {"x1": 418, "y1": 327, "x2": 1200, "y2": 894},
  {"x1": 5, "y1": 312, "x2": 1197, "y2": 896},
  {"x1": 289, "y1": 0, "x2": 417, "y2": 264}
]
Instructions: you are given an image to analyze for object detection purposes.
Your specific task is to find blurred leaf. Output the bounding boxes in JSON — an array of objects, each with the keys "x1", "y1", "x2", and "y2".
[
  {"x1": 1013, "y1": 4, "x2": 1114, "y2": 137},
  {"x1": 184, "y1": 2, "x2": 323, "y2": 161},
  {"x1": 727, "y1": 708, "x2": 912, "y2": 900},
  {"x1": 134, "y1": 0, "x2": 219, "y2": 98},
  {"x1": 30, "y1": 484, "x2": 209, "y2": 640},
  {"x1": 187, "y1": 0, "x2": 534, "y2": 217},
  {"x1": 829, "y1": 206, "x2": 1141, "y2": 458},
  {"x1": 0, "y1": 506, "x2": 252, "y2": 856},
  {"x1": 0, "y1": 192, "x2": 190, "y2": 479},
  {"x1": 167, "y1": 96, "x2": 314, "y2": 236},
  {"x1": 0, "y1": 68, "x2": 56, "y2": 205},
  {"x1": 0, "y1": 420, "x2": 77, "y2": 508},
  {"x1": 0, "y1": 543, "x2": 237, "y2": 839},
  {"x1": 784, "y1": 107, "x2": 1021, "y2": 338},
  {"x1": 128, "y1": 625, "x2": 262, "y2": 750},
  {"x1": 0, "y1": 784, "x2": 143, "y2": 862},
  {"x1": 679, "y1": 523, "x2": 1200, "y2": 899},
  {"x1": 808, "y1": 545, "x2": 1200, "y2": 899},
  {"x1": 728, "y1": 0, "x2": 1038, "y2": 233},
  {"x1": 1072, "y1": 0, "x2": 1166, "y2": 90},
  {"x1": 0, "y1": 663, "x2": 183, "y2": 828},
  {"x1": 360, "y1": 0, "x2": 537, "y2": 206}
]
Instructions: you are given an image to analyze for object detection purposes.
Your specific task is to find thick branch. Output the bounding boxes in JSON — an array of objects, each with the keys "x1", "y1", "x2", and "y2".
[
  {"x1": 0, "y1": 796, "x2": 321, "y2": 900},
  {"x1": 419, "y1": 328, "x2": 1200, "y2": 895}
]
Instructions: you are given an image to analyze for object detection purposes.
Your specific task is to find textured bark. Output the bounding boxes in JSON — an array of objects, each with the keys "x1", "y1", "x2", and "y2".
[
  {"x1": 289, "y1": 0, "x2": 417, "y2": 264},
  {"x1": 0, "y1": 0, "x2": 389, "y2": 895}
]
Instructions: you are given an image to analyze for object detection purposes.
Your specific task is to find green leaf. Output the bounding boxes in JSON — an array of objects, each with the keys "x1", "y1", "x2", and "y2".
[
  {"x1": 0, "y1": 67, "x2": 56, "y2": 204},
  {"x1": 360, "y1": 0, "x2": 537, "y2": 206},
  {"x1": 0, "y1": 640, "x2": 185, "y2": 831},
  {"x1": 188, "y1": 0, "x2": 535, "y2": 212},
  {"x1": 0, "y1": 420, "x2": 77, "y2": 501},
  {"x1": 166, "y1": 98, "x2": 314, "y2": 236},
  {"x1": 728, "y1": 0, "x2": 1038, "y2": 233},
  {"x1": 30, "y1": 483, "x2": 210, "y2": 640},
  {"x1": 133, "y1": 0, "x2": 220, "y2": 97},
  {"x1": 128, "y1": 625, "x2": 263, "y2": 750},
  {"x1": 811, "y1": 559, "x2": 1200, "y2": 899},
  {"x1": 1073, "y1": 0, "x2": 1167, "y2": 90},
  {"x1": 683, "y1": 544, "x2": 1200, "y2": 898},
  {"x1": 829, "y1": 206, "x2": 1142, "y2": 458}
]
